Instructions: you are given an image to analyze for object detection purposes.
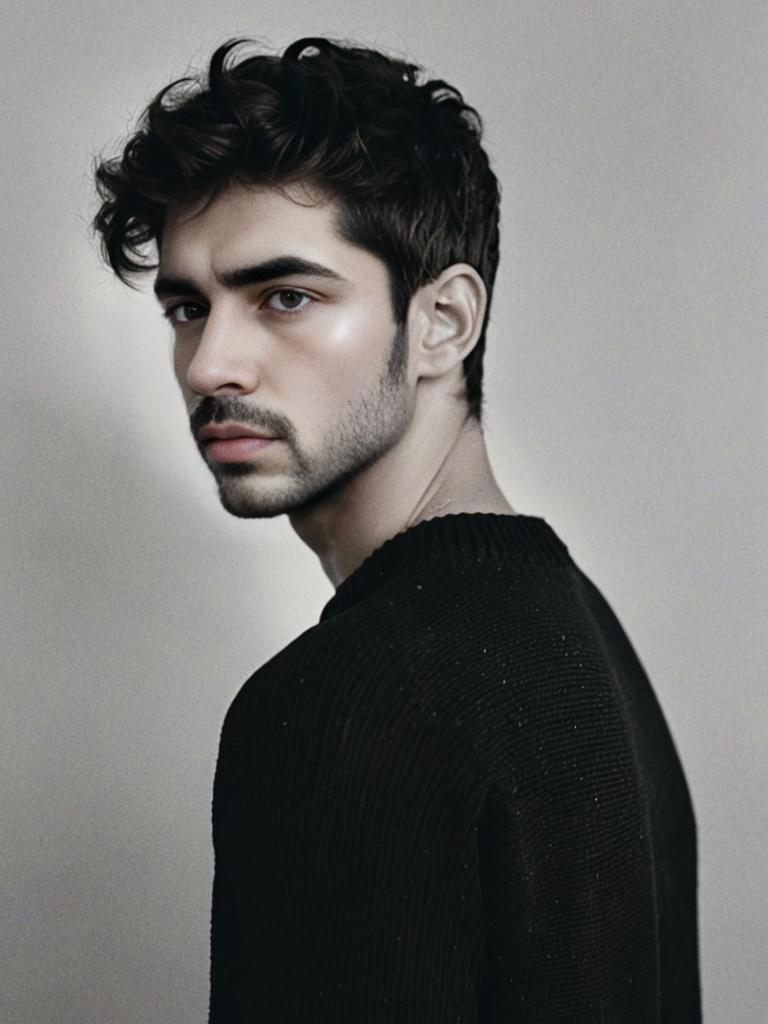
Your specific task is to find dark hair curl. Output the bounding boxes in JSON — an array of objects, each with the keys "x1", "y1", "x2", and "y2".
[{"x1": 93, "y1": 37, "x2": 501, "y2": 418}]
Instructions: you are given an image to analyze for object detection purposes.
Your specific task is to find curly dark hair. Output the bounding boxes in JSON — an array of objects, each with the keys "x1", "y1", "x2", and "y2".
[{"x1": 93, "y1": 37, "x2": 501, "y2": 419}]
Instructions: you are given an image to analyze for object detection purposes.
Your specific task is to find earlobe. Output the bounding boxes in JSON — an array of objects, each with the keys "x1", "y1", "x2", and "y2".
[{"x1": 413, "y1": 264, "x2": 487, "y2": 380}]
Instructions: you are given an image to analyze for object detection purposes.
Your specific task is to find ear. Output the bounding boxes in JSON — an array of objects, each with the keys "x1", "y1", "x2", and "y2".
[{"x1": 408, "y1": 264, "x2": 487, "y2": 381}]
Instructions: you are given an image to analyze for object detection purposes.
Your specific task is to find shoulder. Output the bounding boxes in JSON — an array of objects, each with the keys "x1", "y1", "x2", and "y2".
[
  {"x1": 219, "y1": 609, "x2": 480, "y2": 762},
  {"x1": 218, "y1": 555, "x2": 637, "y2": 784},
  {"x1": 314, "y1": 554, "x2": 619, "y2": 696},
  {"x1": 325, "y1": 556, "x2": 656, "y2": 776},
  {"x1": 222, "y1": 611, "x2": 413, "y2": 728},
  {"x1": 213, "y1": 613, "x2": 489, "y2": 852}
]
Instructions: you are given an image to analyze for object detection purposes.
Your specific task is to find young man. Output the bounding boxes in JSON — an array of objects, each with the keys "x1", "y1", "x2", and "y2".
[{"x1": 93, "y1": 37, "x2": 701, "y2": 1022}]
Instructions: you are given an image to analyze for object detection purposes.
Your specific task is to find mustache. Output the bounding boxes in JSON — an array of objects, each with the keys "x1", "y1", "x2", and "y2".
[{"x1": 190, "y1": 396, "x2": 296, "y2": 445}]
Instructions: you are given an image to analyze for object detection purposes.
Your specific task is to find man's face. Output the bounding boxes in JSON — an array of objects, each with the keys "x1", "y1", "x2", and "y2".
[{"x1": 156, "y1": 183, "x2": 412, "y2": 518}]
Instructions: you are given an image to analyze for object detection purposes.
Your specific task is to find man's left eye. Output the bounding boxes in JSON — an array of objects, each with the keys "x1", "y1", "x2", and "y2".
[{"x1": 265, "y1": 289, "x2": 312, "y2": 313}]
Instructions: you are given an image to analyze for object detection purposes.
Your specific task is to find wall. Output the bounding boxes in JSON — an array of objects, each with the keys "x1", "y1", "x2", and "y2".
[{"x1": 2, "y1": 2, "x2": 766, "y2": 1020}]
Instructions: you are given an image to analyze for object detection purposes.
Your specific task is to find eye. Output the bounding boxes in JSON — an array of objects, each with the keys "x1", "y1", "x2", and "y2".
[
  {"x1": 163, "y1": 302, "x2": 206, "y2": 325},
  {"x1": 264, "y1": 289, "x2": 313, "y2": 314}
]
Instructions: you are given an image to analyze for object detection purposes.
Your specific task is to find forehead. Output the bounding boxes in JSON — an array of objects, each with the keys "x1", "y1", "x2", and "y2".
[{"x1": 160, "y1": 182, "x2": 355, "y2": 276}]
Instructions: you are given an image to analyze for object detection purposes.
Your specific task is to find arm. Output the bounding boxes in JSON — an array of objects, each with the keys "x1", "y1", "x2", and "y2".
[{"x1": 208, "y1": 670, "x2": 489, "y2": 1023}]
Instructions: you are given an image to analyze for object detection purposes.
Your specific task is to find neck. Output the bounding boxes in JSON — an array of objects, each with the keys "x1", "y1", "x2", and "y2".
[{"x1": 289, "y1": 396, "x2": 515, "y2": 588}]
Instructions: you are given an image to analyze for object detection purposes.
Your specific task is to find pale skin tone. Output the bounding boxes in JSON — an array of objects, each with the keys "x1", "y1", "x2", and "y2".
[{"x1": 158, "y1": 182, "x2": 515, "y2": 587}]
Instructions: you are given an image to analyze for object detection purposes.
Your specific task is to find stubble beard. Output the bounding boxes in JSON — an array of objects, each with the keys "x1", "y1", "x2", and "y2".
[{"x1": 191, "y1": 323, "x2": 411, "y2": 519}]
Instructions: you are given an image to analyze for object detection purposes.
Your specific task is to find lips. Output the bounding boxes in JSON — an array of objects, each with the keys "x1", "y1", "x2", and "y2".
[
  {"x1": 198, "y1": 422, "x2": 277, "y2": 443},
  {"x1": 197, "y1": 422, "x2": 279, "y2": 463}
]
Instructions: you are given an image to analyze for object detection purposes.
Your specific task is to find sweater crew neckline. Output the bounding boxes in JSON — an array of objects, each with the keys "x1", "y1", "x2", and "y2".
[{"x1": 320, "y1": 512, "x2": 572, "y2": 622}]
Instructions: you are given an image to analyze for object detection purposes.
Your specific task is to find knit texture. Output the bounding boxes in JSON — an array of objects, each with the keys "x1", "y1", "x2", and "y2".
[{"x1": 209, "y1": 513, "x2": 701, "y2": 1022}]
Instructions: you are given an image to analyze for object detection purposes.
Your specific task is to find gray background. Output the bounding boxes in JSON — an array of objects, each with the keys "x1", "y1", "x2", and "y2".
[{"x1": 2, "y1": 1, "x2": 765, "y2": 1020}]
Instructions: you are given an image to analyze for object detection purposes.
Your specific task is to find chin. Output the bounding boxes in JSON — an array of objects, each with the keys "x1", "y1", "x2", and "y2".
[
  {"x1": 216, "y1": 480, "x2": 304, "y2": 519},
  {"x1": 220, "y1": 499, "x2": 287, "y2": 520},
  {"x1": 214, "y1": 458, "x2": 367, "y2": 519},
  {"x1": 213, "y1": 465, "x2": 330, "y2": 518}
]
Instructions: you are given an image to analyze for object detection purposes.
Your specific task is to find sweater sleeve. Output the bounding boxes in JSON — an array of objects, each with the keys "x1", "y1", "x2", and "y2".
[
  {"x1": 472, "y1": 635, "x2": 669, "y2": 1021},
  {"x1": 208, "y1": 656, "x2": 489, "y2": 1024}
]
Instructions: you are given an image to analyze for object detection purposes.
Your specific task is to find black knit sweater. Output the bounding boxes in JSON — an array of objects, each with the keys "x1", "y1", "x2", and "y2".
[{"x1": 209, "y1": 514, "x2": 701, "y2": 1022}]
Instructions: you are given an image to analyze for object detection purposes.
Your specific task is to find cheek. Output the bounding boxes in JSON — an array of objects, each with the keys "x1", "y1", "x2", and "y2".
[{"x1": 290, "y1": 301, "x2": 394, "y2": 389}]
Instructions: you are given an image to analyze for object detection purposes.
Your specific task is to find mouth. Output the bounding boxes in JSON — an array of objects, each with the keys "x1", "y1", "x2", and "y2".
[{"x1": 197, "y1": 422, "x2": 280, "y2": 463}]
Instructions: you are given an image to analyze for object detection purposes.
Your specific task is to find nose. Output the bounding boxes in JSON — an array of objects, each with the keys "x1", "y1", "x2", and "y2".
[{"x1": 181, "y1": 307, "x2": 261, "y2": 398}]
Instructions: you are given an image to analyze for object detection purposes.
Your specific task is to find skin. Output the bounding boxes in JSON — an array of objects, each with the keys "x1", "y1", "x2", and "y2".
[{"x1": 158, "y1": 182, "x2": 515, "y2": 586}]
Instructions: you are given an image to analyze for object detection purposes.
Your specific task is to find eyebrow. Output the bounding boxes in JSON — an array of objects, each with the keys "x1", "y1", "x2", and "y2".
[{"x1": 153, "y1": 255, "x2": 349, "y2": 300}]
